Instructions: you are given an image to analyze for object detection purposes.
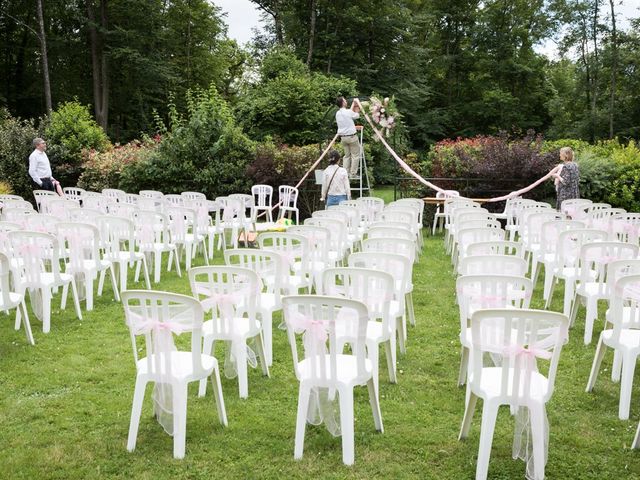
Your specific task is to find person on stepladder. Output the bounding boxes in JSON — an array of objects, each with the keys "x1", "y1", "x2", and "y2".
[
  {"x1": 320, "y1": 150, "x2": 351, "y2": 208},
  {"x1": 335, "y1": 96, "x2": 361, "y2": 178}
]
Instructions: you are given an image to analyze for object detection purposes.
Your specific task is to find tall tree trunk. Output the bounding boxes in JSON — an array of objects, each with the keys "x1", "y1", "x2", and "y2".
[
  {"x1": 87, "y1": 0, "x2": 109, "y2": 130},
  {"x1": 590, "y1": 0, "x2": 599, "y2": 140},
  {"x1": 608, "y1": 0, "x2": 617, "y2": 139},
  {"x1": 35, "y1": 0, "x2": 52, "y2": 113},
  {"x1": 306, "y1": 0, "x2": 317, "y2": 65}
]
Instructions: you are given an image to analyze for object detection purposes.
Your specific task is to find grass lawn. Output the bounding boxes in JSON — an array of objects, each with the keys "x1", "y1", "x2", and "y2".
[{"x1": 2, "y1": 228, "x2": 640, "y2": 479}]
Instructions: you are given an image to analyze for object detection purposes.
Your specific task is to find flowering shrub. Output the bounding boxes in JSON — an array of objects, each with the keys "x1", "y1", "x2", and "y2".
[
  {"x1": 427, "y1": 131, "x2": 558, "y2": 201},
  {"x1": 78, "y1": 137, "x2": 159, "y2": 192}
]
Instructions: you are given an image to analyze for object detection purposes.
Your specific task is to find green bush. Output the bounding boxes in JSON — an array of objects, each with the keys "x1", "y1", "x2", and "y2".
[
  {"x1": 43, "y1": 101, "x2": 110, "y2": 187},
  {"x1": 236, "y1": 48, "x2": 357, "y2": 145},
  {"x1": 0, "y1": 109, "x2": 42, "y2": 200},
  {"x1": 607, "y1": 140, "x2": 640, "y2": 211},
  {"x1": 120, "y1": 85, "x2": 254, "y2": 198},
  {"x1": 78, "y1": 137, "x2": 159, "y2": 192}
]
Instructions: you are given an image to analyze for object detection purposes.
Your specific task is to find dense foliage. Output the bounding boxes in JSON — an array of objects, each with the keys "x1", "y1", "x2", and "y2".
[{"x1": 44, "y1": 101, "x2": 110, "y2": 187}]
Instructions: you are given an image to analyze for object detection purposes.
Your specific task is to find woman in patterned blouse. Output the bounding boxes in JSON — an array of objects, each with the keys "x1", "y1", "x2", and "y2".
[{"x1": 552, "y1": 146, "x2": 580, "y2": 211}]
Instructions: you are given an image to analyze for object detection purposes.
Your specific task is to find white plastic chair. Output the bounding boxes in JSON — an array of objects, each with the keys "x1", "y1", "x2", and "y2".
[
  {"x1": 62, "y1": 187, "x2": 85, "y2": 204},
  {"x1": 251, "y1": 184, "x2": 274, "y2": 224},
  {"x1": 133, "y1": 211, "x2": 181, "y2": 283},
  {"x1": 122, "y1": 290, "x2": 227, "y2": 459},
  {"x1": 139, "y1": 190, "x2": 164, "y2": 199},
  {"x1": 57, "y1": 222, "x2": 120, "y2": 310},
  {"x1": 456, "y1": 274, "x2": 533, "y2": 386},
  {"x1": 224, "y1": 248, "x2": 283, "y2": 367},
  {"x1": 97, "y1": 215, "x2": 151, "y2": 292},
  {"x1": 544, "y1": 228, "x2": 608, "y2": 316},
  {"x1": 33, "y1": 190, "x2": 57, "y2": 212},
  {"x1": 189, "y1": 266, "x2": 269, "y2": 399},
  {"x1": 611, "y1": 213, "x2": 640, "y2": 245},
  {"x1": 530, "y1": 220, "x2": 585, "y2": 287},
  {"x1": 355, "y1": 196, "x2": 384, "y2": 225},
  {"x1": 458, "y1": 255, "x2": 528, "y2": 277},
  {"x1": 0, "y1": 252, "x2": 34, "y2": 345},
  {"x1": 561, "y1": 198, "x2": 592, "y2": 220},
  {"x1": 466, "y1": 240, "x2": 524, "y2": 258},
  {"x1": 82, "y1": 195, "x2": 114, "y2": 214},
  {"x1": 217, "y1": 196, "x2": 251, "y2": 249},
  {"x1": 321, "y1": 267, "x2": 397, "y2": 393},
  {"x1": 586, "y1": 274, "x2": 640, "y2": 420},
  {"x1": 304, "y1": 217, "x2": 349, "y2": 263},
  {"x1": 459, "y1": 308, "x2": 568, "y2": 480},
  {"x1": 257, "y1": 232, "x2": 312, "y2": 295},
  {"x1": 278, "y1": 185, "x2": 299, "y2": 225},
  {"x1": 366, "y1": 226, "x2": 415, "y2": 243},
  {"x1": 348, "y1": 251, "x2": 411, "y2": 354},
  {"x1": 167, "y1": 206, "x2": 209, "y2": 271},
  {"x1": 572, "y1": 241, "x2": 639, "y2": 344},
  {"x1": 1, "y1": 207, "x2": 35, "y2": 227},
  {"x1": 454, "y1": 227, "x2": 505, "y2": 271},
  {"x1": 288, "y1": 225, "x2": 333, "y2": 287},
  {"x1": 282, "y1": 295, "x2": 383, "y2": 465},
  {"x1": 432, "y1": 190, "x2": 460, "y2": 234},
  {"x1": 9, "y1": 230, "x2": 83, "y2": 332},
  {"x1": 102, "y1": 188, "x2": 126, "y2": 203}
]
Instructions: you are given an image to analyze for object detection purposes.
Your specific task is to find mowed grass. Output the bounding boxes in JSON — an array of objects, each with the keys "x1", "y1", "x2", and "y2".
[{"x1": 2, "y1": 230, "x2": 640, "y2": 479}]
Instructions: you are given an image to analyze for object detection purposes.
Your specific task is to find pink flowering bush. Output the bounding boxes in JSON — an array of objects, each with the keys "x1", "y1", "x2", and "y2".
[{"x1": 78, "y1": 137, "x2": 159, "y2": 192}]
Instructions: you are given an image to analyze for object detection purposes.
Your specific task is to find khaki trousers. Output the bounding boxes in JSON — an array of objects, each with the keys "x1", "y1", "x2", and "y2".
[{"x1": 341, "y1": 135, "x2": 360, "y2": 176}]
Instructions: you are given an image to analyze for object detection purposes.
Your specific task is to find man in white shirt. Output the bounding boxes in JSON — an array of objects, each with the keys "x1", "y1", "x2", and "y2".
[
  {"x1": 335, "y1": 96, "x2": 361, "y2": 177},
  {"x1": 28, "y1": 138, "x2": 63, "y2": 195},
  {"x1": 320, "y1": 150, "x2": 351, "y2": 207}
]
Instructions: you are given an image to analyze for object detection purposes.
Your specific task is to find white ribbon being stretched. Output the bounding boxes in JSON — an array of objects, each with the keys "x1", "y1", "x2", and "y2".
[{"x1": 354, "y1": 99, "x2": 558, "y2": 203}]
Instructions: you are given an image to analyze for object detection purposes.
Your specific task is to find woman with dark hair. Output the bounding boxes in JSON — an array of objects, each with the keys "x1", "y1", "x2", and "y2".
[{"x1": 320, "y1": 150, "x2": 351, "y2": 207}]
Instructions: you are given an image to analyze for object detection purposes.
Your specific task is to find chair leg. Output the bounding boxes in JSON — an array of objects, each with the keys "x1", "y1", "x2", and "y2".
[
  {"x1": 127, "y1": 377, "x2": 147, "y2": 452},
  {"x1": 260, "y1": 309, "x2": 273, "y2": 366},
  {"x1": 119, "y1": 262, "x2": 128, "y2": 292},
  {"x1": 172, "y1": 383, "x2": 188, "y2": 459},
  {"x1": 475, "y1": 400, "x2": 499, "y2": 480},
  {"x1": 97, "y1": 270, "x2": 106, "y2": 296},
  {"x1": 583, "y1": 298, "x2": 597, "y2": 345},
  {"x1": 563, "y1": 280, "x2": 574, "y2": 318},
  {"x1": 338, "y1": 387, "x2": 355, "y2": 465},
  {"x1": 294, "y1": 384, "x2": 311, "y2": 460},
  {"x1": 141, "y1": 257, "x2": 151, "y2": 289},
  {"x1": 529, "y1": 405, "x2": 547, "y2": 480},
  {"x1": 368, "y1": 341, "x2": 380, "y2": 397},
  {"x1": 198, "y1": 336, "x2": 215, "y2": 397},
  {"x1": 397, "y1": 316, "x2": 406, "y2": 355},
  {"x1": 70, "y1": 280, "x2": 83, "y2": 321},
  {"x1": 109, "y1": 266, "x2": 121, "y2": 302},
  {"x1": 619, "y1": 352, "x2": 637, "y2": 420},
  {"x1": 210, "y1": 365, "x2": 228, "y2": 427},
  {"x1": 586, "y1": 336, "x2": 607, "y2": 392},
  {"x1": 544, "y1": 274, "x2": 556, "y2": 309},
  {"x1": 85, "y1": 277, "x2": 94, "y2": 311},
  {"x1": 42, "y1": 289, "x2": 52, "y2": 334},
  {"x1": 154, "y1": 252, "x2": 162, "y2": 283},
  {"x1": 255, "y1": 332, "x2": 270, "y2": 377},
  {"x1": 458, "y1": 346, "x2": 469, "y2": 386},
  {"x1": 174, "y1": 249, "x2": 182, "y2": 277},
  {"x1": 235, "y1": 342, "x2": 249, "y2": 399},
  {"x1": 406, "y1": 292, "x2": 416, "y2": 327},
  {"x1": 384, "y1": 337, "x2": 397, "y2": 384},
  {"x1": 20, "y1": 301, "x2": 35, "y2": 345},
  {"x1": 458, "y1": 391, "x2": 478, "y2": 440},
  {"x1": 367, "y1": 377, "x2": 383, "y2": 433},
  {"x1": 60, "y1": 283, "x2": 69, "y2": 310},
  {"x1": 633, "y1": 420, "x2": 640, "y2": 449},
  {"x1": 612, "y1": 350, "x2": 622, "y2": 382}
]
